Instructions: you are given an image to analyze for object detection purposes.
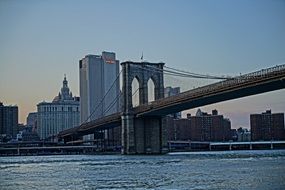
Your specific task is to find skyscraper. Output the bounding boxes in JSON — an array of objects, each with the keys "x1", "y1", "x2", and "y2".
[
  {"x1": 79, "y1": 51, "x2": 120, "y2": 141},
  {"x1": 79, "y1": 52, "x2": 120, "y2": 121},
  {"x1": 37, "y1": 76, "x2": 80, "y2": 140}
]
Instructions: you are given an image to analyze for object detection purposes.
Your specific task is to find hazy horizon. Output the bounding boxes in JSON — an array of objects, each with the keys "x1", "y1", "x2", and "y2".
[{"x1": 1, "y1": 0, "x2": 285, "y2": 128}]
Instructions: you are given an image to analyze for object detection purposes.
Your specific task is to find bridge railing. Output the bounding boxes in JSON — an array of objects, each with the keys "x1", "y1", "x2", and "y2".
[
  {"x1": 191, "y1": 64, "x2": 285, "y2": 97},
  {"x1": 216, "y1": 64, "x2": 285, "y2": 90},
  {"x1": 58, "y1": 112, "x2": 122, "y2": 137}
]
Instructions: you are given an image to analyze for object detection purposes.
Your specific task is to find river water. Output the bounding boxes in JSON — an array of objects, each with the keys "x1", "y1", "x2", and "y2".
[{"x1": 0, "y1": 150, "x2": 285, "y2": 190}]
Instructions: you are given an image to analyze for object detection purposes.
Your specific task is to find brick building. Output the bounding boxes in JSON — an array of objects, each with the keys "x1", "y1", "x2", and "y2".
[
  {"x1": 166, "y1": 109, "x2": 232, "y2": 142},
  {"x1": 251, "y1": 110, "x2": 285, "y2": 141}
]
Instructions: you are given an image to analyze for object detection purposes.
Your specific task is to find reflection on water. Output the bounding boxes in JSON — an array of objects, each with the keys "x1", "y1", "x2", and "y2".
[{"x1": 1, "y1": 150, "x2": 285, "y2": 190}]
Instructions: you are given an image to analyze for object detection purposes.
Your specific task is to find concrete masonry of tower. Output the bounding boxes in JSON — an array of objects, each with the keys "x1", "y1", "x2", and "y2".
[{"x1": 37, "y1": 76, "x2": 80, "y2": 140}]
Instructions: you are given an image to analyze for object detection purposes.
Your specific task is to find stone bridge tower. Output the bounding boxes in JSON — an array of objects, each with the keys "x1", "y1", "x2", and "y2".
[{"x1": 121, "y1": 61, "x2": 168, "y2": 154}]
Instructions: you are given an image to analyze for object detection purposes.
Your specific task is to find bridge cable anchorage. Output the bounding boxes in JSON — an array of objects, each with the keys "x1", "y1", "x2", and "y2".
[{"x1": 82, "y1": 69, "x2": 122, "y2": 125}]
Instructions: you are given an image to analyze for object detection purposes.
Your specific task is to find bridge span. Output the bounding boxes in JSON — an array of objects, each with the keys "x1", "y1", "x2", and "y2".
[
  {"x1": 58, "y1": 63, "x2": 285, "y2": 154},
  {"x1": 136, "y1": 64, "x2": 285, "y2": 116}
]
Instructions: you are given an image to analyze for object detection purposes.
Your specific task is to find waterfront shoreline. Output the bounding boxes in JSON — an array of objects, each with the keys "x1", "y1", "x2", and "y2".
[{"x1": 1, "y1": 147, "x2": 285, "y2": 157}]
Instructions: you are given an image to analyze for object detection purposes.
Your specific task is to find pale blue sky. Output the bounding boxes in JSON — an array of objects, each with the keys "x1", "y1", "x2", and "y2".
[{"x1": 0, "y1": 0, "x2": 285, "y2": 127}]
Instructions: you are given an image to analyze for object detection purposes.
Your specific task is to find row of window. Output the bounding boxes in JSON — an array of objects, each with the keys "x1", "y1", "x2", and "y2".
[{"x1": 39, "y1": 106, "x2": 79, "y2": 112}]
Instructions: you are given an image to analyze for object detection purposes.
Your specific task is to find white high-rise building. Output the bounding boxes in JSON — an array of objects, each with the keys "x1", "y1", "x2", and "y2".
[
  {"x1": 37, "y1": 76, "x2": 80, "y2": 140},
  {"x1": 79, "y1": 52, "x2": 120, "y2": 141}
]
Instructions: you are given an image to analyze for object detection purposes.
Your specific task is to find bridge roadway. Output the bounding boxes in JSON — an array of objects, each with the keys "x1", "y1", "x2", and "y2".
[{"x1": 58, "y1": 64, "x2": 285, "y2": 139}]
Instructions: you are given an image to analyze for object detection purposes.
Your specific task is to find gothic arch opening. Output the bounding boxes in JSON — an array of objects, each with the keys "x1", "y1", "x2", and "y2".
[
  {"x1": 147, "y1": 78, "x2": 155, "y2": 103},
  {"x1": 132, "y1": 77, "x2": 140, "y2": 107}
]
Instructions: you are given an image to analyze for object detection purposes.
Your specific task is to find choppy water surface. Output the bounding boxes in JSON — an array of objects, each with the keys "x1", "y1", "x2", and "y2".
[{"x1": 1, "y1": 150, "x2": 285, "y2": 190}]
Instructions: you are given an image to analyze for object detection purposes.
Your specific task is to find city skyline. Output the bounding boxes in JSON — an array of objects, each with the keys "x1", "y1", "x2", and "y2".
[{"x1": 0, "y1": 0, "x2": 285, "y2": 128}]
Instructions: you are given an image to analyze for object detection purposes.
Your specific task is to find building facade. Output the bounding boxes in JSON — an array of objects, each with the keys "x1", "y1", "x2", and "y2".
[
  {"x1": 26, "y1": 112, "x2": 37, "y2": 132},
  {"x1": 79, "y1": 51, "x2": 120, "y2": 141},
  {"x1": 251, "y1": 110, "x2": 285, "y2": 141},
  {"x1": 0, "y1": 102, "x2": 18, "y2": 139},
  {"x1": 236, "y1": 127, "x2": 251, "y2": 142},
  {"x1": 190, "y1": 109, "x2": 231, "y2": 141},
  {"x1": 37, "y1": 76, "x2": 80, "y2": 140},
  {"x1": 164, "y1": 86, "x2": 181, "y2": 118},
  {"x1": 166, "y1": 109, "x2": 232, "y2": 142}
]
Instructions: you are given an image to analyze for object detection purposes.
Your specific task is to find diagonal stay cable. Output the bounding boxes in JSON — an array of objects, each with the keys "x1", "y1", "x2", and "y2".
[
  {"x1": 82, "y1": 70, "x2": 122, "y2": 125},
  {"x1": 102, "y1": 86, "x2": 140, "y2": 116},
  {"x1": 102, "y1": 92, "x2": 122, "y2": 115}
]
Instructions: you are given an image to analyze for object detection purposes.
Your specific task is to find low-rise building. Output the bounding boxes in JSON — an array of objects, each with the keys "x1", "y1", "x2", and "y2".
[
  {"x1": 236, "y1": 127, "x2": 251, "y2": 142},
  {"x1": 17, "y1": 126, "x2": 40, "y2": 142},
  {"x1": 166, "y1": 109, "x2": 232, "y2": 142}
]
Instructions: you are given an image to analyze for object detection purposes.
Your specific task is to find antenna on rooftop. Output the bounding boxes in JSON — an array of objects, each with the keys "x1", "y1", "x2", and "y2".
[{"x1": 141, "y1": 52, "x2": 143, "y2": 62}]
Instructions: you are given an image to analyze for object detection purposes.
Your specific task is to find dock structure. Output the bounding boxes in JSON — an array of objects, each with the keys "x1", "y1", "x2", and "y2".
[{"x1": 168, "y1": 141, "x2": 285, "y2": 152}]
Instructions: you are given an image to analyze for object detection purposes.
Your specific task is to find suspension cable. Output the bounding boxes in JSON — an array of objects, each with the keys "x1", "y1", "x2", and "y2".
[
  {"x1": 102, "y1": 92, "x2": 122, "y2": 115},
  {"x1": 164, "y1": 65, "x2": 233, "y2": 79},
  {"x1": 151, "y1": 65, "x2": 231, "y2": 80},
  {"x1": 139, "y1": 65, "x2": 228, "y2": 80},
  {"x1": 82, "y1": 70, "x2": 122, "y2": 125}
]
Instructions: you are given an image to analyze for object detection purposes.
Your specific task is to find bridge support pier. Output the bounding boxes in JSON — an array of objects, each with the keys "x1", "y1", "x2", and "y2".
[
  {"x1": 121, "y1": 114, "x2": 168, "y2": 154},
  {"x1": 121, "y1": 61, "x2": 167, "y2": 154},
  {"x1": 62, "y1": 134, "x2": 81, "y2": 145},
  {"x1": 121, "y1": 114, "x2": 135, "y2": 154}
]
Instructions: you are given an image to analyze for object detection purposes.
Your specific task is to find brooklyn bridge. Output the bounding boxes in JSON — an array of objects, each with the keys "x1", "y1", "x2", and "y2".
[{"x1": 58, "y1": 62, "x2": 285, "y2": 154}]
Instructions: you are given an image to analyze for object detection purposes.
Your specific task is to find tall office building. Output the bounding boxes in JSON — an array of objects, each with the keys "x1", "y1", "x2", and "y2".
[
  {"x1": 251, "y1": 110, "x2": 285, "y2": 141},
  {"x1": 37, "y1": 76, "x2": 80, "y2": 140},
  {"x1": 79, "y1": 52, "x2": 120, "y2": 141},
  {"x1": 26, "y1": 112, "x2": 37, "y2": 132},
  {"x1": 0, "y1": 102, "x2": 18, "y2": 139},
  {"x1": 164, "y1": 86, "x2": 181, "y2": 118}
]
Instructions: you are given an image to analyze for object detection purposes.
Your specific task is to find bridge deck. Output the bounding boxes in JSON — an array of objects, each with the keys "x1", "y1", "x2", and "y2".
[
  {"x1": 58, "y1": 112, "x2": 121, "y2": 138},
  {"x1": 58, "y1": 64, "x2": 285, "y2": 139},
  {"x1": 135, "y1": 64, "x2": 285, "y2": 116}
]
